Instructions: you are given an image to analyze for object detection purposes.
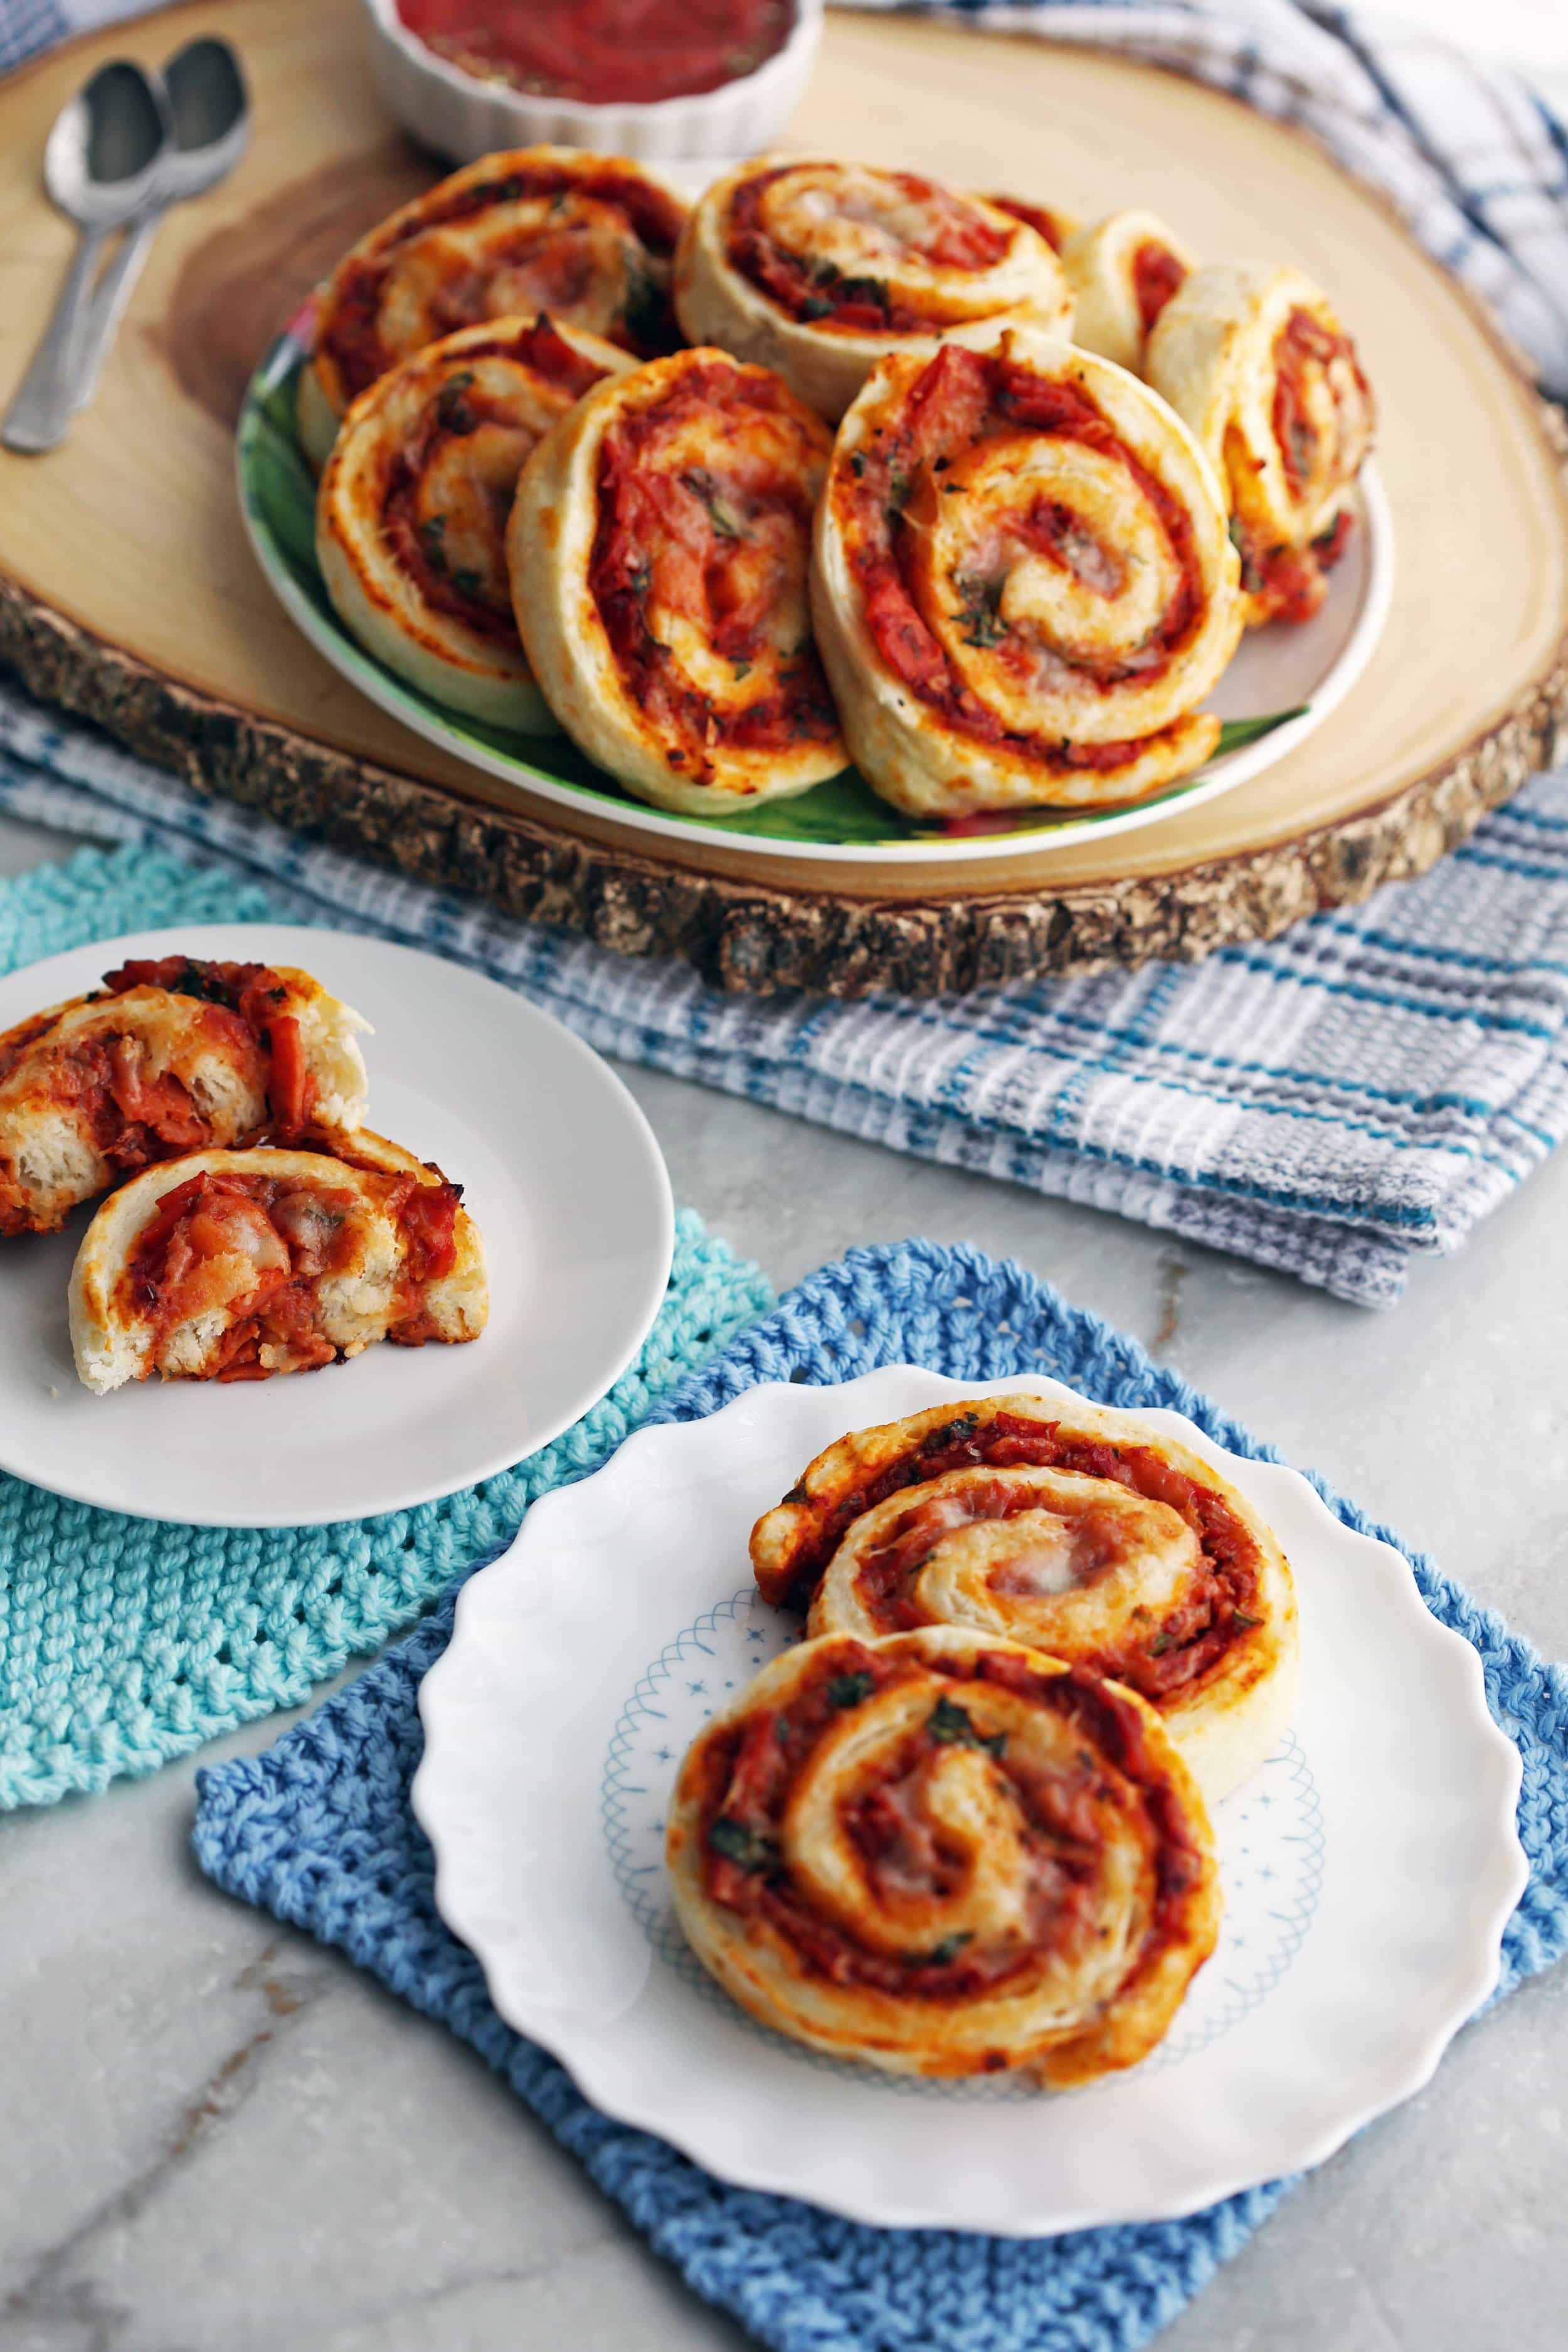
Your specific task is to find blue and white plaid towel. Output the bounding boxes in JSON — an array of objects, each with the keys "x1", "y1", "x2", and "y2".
[{"x1": 4, "y1": 0, "x2": 1568, "y2": 1308}]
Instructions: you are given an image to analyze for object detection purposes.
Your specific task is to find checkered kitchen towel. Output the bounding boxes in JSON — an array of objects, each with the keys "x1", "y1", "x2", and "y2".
[{"x1": 5, "y1": 0, "x2": 1568, "y2": 1308}]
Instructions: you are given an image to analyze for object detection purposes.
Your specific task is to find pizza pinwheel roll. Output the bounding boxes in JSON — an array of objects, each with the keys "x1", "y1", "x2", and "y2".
[
  {"x1": 317, "y1": 315, "x2": 633, "y2": 729},
  {"x1": 667, "y1": 1626, "x2": 1220, "y2": 2085},
  {"x1": 983, "y1": 195, "x2": 1080, "y2": 257},
  {"x1": 509, "y1": 348, "x2": 847, "y2": 815},
  {"x1": 0, "y1": 958, "x2": 369, "y2": 1238},
  {"x1": 810, "y1": 332, "x2": 1244, "y2": 819},
  {"x1": 753, "y1": 1392, "x2": 1297, "y2": 1807},
  {"x1": 674, "y1": 160, "x2": 1073, "y2": 422},
  {"x1": 1147, "y1": 262, "x2": 1375, "y2": 627},
  {"x1": 1059, "y1": 209, "x2": 1196, "y2": 378},
  {"x1": 299, "y1": 147, "x2": 687, "y2": 465},
  {"x1": 69, "y1": 1128, "x2": 487, "y2": 1392}
]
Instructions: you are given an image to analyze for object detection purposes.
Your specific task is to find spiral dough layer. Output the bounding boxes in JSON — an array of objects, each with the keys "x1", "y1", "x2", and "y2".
[
  {"x1": 1058, "y1": 209, "x2": 1196, "y2": 379},
  {"x1": 509, "y1": 348, "x2": 847, "y2": 815},
  {"x1": 674, "y1": 160, "x2": 1073, "y2": 422},
  {"x1": 753, "y1": 1392, "x2": 1298, "y2": 1808},
  {"x1": 299, "y1": 147, "x2": 687, "y2": 465},
  {"x1": 1147, "y1": 261, "x2": 1375, "y2": 627},
  {"x1": 810, "y1": 331, "x2": 1244, "y2": 819},
  {"x1": 668, "y1": 1626, "x2": 1219, "y2": 2085},
  {"x1": 316, "y1": 315, "x2": 632, "y2": 730}
]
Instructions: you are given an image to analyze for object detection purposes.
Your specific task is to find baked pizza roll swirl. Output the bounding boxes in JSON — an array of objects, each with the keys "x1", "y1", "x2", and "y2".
[
  {"x1": 753, "y1": 1393, "x2": 1297, "y2": 1807},
  {"x1": 317, "y1": 315, "x2": 633, "y2": 729},
  {"x1": 666, "y1": 1626, "x2": 1220, "y2": 2085},
  {"x1": 810, "y1": 332, "x2": 1244, "y2": 818},
  {"x1": 1059, "y1": 210, "x2": 1196, "y2": 378},
  {"x1": 674, "y1": 160, "x2": 1073, "y2": 422},
  {"x1": 0, "y1": 957, "x2": 369, "y2": 1237},
  {"x1": 509, "y1": 349, "x2": 847, "y2": 815},
  {"x1": 1147, "y1": 262, "x2": 1375, "y2": 627},
  {"x1": 299, "y1": 148, "x2": 687, "y2": 465},
  {"x1": 69, "y1": 1127, "x2": 487, "y2": 1392}
]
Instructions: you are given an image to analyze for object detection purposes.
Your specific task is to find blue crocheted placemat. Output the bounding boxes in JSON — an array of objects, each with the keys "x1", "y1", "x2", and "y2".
[
  {"x1": 193, "y1": 1239, "x2": 1568, "y2": 2352},
  {"x1": 0, "y1": 853, "x2": 773, "y2": 1808}
]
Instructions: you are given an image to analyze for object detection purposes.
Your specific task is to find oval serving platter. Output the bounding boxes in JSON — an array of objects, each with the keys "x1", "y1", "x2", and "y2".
[
  {"x1": 412, "y1": 1364, "x2": 1525, "y2": 2234},
  {"x1": 240, "y1": 321, "x2": 1394, "y2": 871}
]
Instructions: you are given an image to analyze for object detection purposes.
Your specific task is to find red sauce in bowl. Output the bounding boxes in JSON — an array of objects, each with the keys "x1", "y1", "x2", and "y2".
[{"x1": 396, "y1": 0, "x2": 797, "y2": 105}]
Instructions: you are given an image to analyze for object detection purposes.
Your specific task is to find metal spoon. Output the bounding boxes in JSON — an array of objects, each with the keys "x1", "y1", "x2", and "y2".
[
  {"x1": 2, "y1": 60, "x2": 170, "y2": 453},
  {"x1": 68, "y1": 39, "x2": 250, "y2": 416}
]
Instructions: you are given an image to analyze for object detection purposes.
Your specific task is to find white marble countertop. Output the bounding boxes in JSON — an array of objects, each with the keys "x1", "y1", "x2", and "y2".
[{"x1": 3, "y1": 802, "x2": 1567, "y2": 2352}]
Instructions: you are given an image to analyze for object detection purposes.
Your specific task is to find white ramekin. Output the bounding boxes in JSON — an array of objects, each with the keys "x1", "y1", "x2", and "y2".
[{"x1": 361, "y1": 0, "x2": 825, "y2": 167}]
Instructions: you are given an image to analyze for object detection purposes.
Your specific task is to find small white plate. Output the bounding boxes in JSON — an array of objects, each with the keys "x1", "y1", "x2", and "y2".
[
  {"x1": 0, "y1": 926, "x2": 674, "y2": 1527},
  {"x1": 413, "y1": 1365, "x2": 1527, "y2": 2235}
]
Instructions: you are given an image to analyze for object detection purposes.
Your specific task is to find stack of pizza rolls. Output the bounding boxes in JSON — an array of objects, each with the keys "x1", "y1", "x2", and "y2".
[
  {"x1": 300, "y1": 142, "x2": 1374, "y2": 824},
  {"x1": 0, "y1": 955, "x2": 487, "y2": 1392},
  {"x1": 666, "y1": 1387, "x2": 1296, "y2": 2084}
]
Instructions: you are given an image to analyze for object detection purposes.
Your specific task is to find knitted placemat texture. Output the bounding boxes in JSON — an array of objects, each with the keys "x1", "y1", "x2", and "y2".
[
  {"x1": 193, "y1": 1239, "x2": 1568, "y2": 2352},
  {"x1": 0, "y1": 853, "x2": 773, "y2": 1808}
]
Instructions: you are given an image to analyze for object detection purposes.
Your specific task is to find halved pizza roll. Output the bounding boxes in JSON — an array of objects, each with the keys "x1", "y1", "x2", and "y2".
[
  {"x1": 810, "y1": 331, "x2": 1244, "y2": 820},
  {"x1": 752, "y1": 1392, "x2": 1298, "y2": 1808},
  {"x1": 317, "y1": 314, "x2": 634, "y2": 729},
  {"x1": 0, "y1": 957, "x2": 369, "y2": 1238},
  {"x1": 299, "y1": 147, "x2": 687, "y2": 465},
  {"x1": 69, "y1": 1127, "x2": 487, "y2": 1392},
  {"x1": 674, "y1": 159, "x2": 1073, "y2": 422},
  {"x1": 982, "y1": 194, "x2": 1081, "y2": 256},
  {"x1": 1059, "y1": 209, "x2": 1196, "y2": 377},
  {"x1": 509, "y1": 347, "x2": 847, "y2": 816},
  {"x1": 1147, "y1": 262, "x2": 1375, "y2": 626},
  {"x1": 667, "y1": 1626, "x2": 1220, "y2": 2085}
]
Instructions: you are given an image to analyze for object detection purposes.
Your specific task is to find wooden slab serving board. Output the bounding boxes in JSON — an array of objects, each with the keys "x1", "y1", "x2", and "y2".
[{"x1": 3, "y1": 0, "x2": 1567, "y2": 995}]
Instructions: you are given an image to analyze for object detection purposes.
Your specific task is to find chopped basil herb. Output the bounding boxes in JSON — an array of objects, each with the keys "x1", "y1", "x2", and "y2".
[
  {"x1": 707, "y1": 1816, "x2": 776, "y2": 1872},
  {"x1": 827, "y1": 1671, "x2": 873, "y2": 1710},
  {"x1": 1149, "y1": 1629, "x2": 1177, "y2": 1656},
  {"x1": 1227, "y1": 516, "x2": 1264, "y2": 595},
  {"x1": 451, "y1": 567, "x2": 482, "y2": 597},
  {"x1": 838, "y1": 274, "x2": 889, "y2": 312},
  {"x1": 1231, "y1": 1611, "x2": 1263, "y2": 1631},
  {"x1": 436, "y1": 371, "x2": 478, "y2": 435},
  {"x1": 682, "y1": 468, "x2": 746, "y2": 541},
  {"x1": 799, "y1": 295, "x2": 834, "y2": 322},
  {"x1": 954, "y1": 573, "x2": 1008, "y2": 649},
  {"x1": 732, "y1": 658, "x2": 753, "y2": 681},
  {"x1": 849, "y1": 451, "x2": 866, "y2": 479},
  {"x1": 921, "y1": 1931, "x2": 973, "y2": 1967},
  {"x1": 928, "y1": 1694, "x2": 1006, "y2": 1759}
]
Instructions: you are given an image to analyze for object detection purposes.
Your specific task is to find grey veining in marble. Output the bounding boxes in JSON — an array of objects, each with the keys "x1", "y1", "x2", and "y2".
[{"x1": 2, "y1": 802, "x2": 1565, "y2": 2352}]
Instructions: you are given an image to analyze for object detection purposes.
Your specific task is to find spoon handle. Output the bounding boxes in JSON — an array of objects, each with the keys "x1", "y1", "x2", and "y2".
[
  {"x1": 2, "y1": 224, "x2": 109, "y2": 453},
  {"x1": 68, "y1": 206, "x2": 164, "y2": 416}
]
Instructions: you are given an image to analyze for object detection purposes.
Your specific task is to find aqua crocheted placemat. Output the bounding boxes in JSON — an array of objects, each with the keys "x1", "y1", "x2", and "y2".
[
  {"x1": 0, "y1": 852, "x2": 773, "y2": 1808},
  {"x1": 193, "y1": 1239, "x2": 1568, "y2": 2352}
]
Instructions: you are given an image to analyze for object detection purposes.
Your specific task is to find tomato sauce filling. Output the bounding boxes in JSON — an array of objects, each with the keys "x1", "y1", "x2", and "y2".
[
  {"x1": 985, "y1": 194, "x2": 1069, "y2": 254},
  {"x1": 1131, "y1": 240, "x2": 1187, "y2": 334},
  {"x1": 116, "y1": 1161, "x2": 460, "y2": 1380},
  {"x1": 588, "y1": 358, "x2": 840, "y2": 777},
  {"x1": 848, "y1": 1470, "x2": 1242, "y2": 1701},
  {"x1": 768, "y1": 1406, "x2": 1261, "y2": 1691},
  {"x1": 320, "y1": 159, "x2": 686, "y2": 398},
  {"x1": 842, "y1": 343, "x2": 1205, "y2": 774},
  {"x1": 727, "y1": 166, "x2": 1011, "y2": 332},
  {"x1": 1229, "y1": 307, "x2": 1369, "y2": 623},
  {"x1": 696, "y1": 1644, "x2": 1205, "y2": 1998},
  {"x1": 397, "y1": 0, "x2": 794, "y2": 106},
  {"x1": 1, "y1": 960, "x2": 319, "y2": 1207},
  {"x1": 378, "y1": 317, "x2": 609, "y2": 643}
]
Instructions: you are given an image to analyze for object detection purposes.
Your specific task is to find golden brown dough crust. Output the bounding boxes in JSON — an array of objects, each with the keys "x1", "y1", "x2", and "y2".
[
  {"x1": 674, "y1": 159, "x2": 1072, "y2": 422},
  {"x1": 753, "y1": 1391, "x2": 1297, "y2": 1808},
  {"x1": 810, "y1": 331, "x2": 1242, "y2": 820},
  {"x1": 667, "y1": 1625, "x2": 1220, "y2": 2085}
]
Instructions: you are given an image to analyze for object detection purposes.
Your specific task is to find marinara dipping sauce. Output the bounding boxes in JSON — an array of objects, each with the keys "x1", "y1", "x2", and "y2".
[{"x1": 396, "y1": 0, "x2": 797, "y2": 105}]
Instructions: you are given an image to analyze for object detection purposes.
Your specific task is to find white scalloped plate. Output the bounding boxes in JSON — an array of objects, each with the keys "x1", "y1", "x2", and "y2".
[{"x1": 413, "y1": 1365, "x2": 1525, "y2": 2234}]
